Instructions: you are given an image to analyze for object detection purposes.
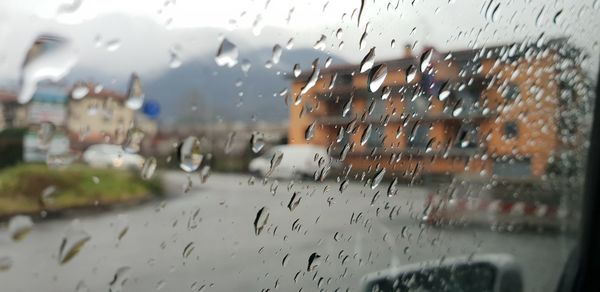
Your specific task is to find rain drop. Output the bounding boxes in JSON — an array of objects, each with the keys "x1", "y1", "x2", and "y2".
[
  {"x1": 125, "y1": 73, "x2": 144, "y2": 110},
  {"x1": 368, "y1": 64, "x2": 387, "y2": 92},
  {"x1": 122, "y1": 128, "x2": 145, "y2": 153},
  {"x1": 37, "y1": 122, "x2": 55, "y2": 149},
  {"x1": 287, "y1": 192, "x2": 301, "y2": 211},
  {"x1": 71, "y1": 83, "x2": 89, "y2": 100},
  {"x1": 300, "y1": 59, "x2": 320, "y2": 95},
  {"x1": 360, "y1": 47, "x2": 375, "y2": 73},
  {"x1": 360, "y1": 125, "x2": 372, "y2": 146},
  {"x1": 225, "y1": 132, "x2": 236, "y2": 154},
  {"x1": 215, "y1": 38, "x2": 238, "y2": 67},
  {"x1": 313, "y1": 35, "x2": 327, "y2": 51},
  {"x1": 18, "y1": 35, "x2": 77, "y2": 104},
  {"x1": 371, "y1": 168, "x2": 386, "y2": 189},
  {"x1": 250, "y1": 132, "x2": 265, "y2": 153},
  {"x1": 58, "y1": 226, "x2": 91, "y2": 264},
  {"x1": 8, "y1": 215, "x2": 33, "y2": 241},
  {"x1": 254, "y1": 207, "x2": 270, "y2": 235},
  {"x1": 293, "y1": 64, "x2": 301, "y2": 77},
  {"x1": 183, "y1": 242, "x2": 195, "y2": 258},
  {"x1": 305, "y1": 122, "x2": 316, "y2": 141},
  {"x1": 141, "y1": 157, "x2": 157, "y2": 180},
  {"x1": 307, "y1": 252, "x2": 322, "y2": 271},
  {"x1": 406, "y1": 65, "x2": 418, "y2": 83},
  {"x1": 178, "y1": 136, "x2": 203, "y2": 172},
  {"x1": 0, "y1": 257, "x2": 12, "y2": 271},
  {"x1": 420, "y1": 49, "x2": 434, "y2": 72},
  {"x1": 109, "y1": 266, "x2": 131, "y2": 292},
  {"x1": 381, "y1": 86, "x2": 391, "y2": 100}
]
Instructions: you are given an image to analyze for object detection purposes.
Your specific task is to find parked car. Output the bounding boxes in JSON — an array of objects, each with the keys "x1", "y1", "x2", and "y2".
[
  {"x1": 82, "y1": 144, "x2": 144, "y2": 170},
  {"x1": 248, "y1": 144, "x2": 339, "y2": 179}
]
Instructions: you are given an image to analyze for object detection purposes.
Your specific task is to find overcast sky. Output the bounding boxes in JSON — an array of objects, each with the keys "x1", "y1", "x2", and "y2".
[{"x1": 0, "y1": 0, "x2": 598, "y2": 88}]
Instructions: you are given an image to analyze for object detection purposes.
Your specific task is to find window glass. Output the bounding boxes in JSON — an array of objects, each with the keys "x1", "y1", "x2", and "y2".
[{"x1": 0, "y1": 1, "x2": 597, "y2": 292}]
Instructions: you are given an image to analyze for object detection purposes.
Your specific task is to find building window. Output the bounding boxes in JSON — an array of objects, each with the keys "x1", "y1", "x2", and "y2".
[
  {"x1": 504, "y1": 121, "x2": 519, "y2": 139},
  {"x1": 366, "y1": 125, "x2": 385, "y2": 148},
  {"x1": 368, "y1": 99, "x2": 387, "y2": 119},
  {"x1": 338, "y1": 74, "x2": 352, "y2": 86},
  {"x1": 406, "y1": 94, "x2": 429, "y2": 115},
  {"x1": 407, "y1": 122, "x2": 430, "y2": 148},
  {"x1": 456, "y1": 123, "x2": 478, "y2": 148},
  {"x1": 503, "y1": 83, "x2": 520, "y2": 100}
]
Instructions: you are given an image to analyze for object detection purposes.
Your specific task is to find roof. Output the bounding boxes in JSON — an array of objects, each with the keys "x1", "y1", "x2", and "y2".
[
  {"x1": 291, "y1": 38, "x2": 571, "y2": 81},
  {"x1": 0, "y1": 91, "x2": 18, "y2": 103},
  {"x1": 70, "y1": 83, "x2": 126, "y2": 101}
]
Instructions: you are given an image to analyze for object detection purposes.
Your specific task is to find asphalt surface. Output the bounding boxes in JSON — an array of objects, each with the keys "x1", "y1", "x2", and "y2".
[{"x1": 0, "y1": 172, "x2": 576, "y2": 292}]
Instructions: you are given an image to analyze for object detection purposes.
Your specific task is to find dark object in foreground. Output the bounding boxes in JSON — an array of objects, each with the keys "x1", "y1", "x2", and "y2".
[{"x1": 361, "y1": 254, "x2": 522, "y2": 292}]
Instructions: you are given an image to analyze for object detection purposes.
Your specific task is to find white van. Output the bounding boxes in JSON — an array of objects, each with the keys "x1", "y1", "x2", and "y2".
[{"x1": 248, "y1": 144, "x2": 338, "y2": 179}]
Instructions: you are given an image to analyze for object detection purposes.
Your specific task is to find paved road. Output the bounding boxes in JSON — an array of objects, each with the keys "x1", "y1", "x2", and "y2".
[{"x1": 0, "y1": 172, "x2": 575, "y2": 292}]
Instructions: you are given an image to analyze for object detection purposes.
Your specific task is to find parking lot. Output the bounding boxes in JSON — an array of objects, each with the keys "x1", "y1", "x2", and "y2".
[{"x1": 0, "y1": 172, "x2": 576, "y2": 292}]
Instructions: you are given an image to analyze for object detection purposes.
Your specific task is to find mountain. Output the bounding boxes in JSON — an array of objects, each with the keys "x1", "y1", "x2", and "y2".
[{"x1": 143, "y1": 47, "x2": 348, "y2": 125}]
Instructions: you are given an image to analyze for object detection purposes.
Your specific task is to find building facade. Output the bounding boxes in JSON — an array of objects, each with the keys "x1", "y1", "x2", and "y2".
[{"x1": 289, "y1": 40, "x2": 584, "y2": 179}]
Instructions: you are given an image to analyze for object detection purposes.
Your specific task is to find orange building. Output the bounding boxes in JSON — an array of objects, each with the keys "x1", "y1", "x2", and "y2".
[{"x1": 288, "y1": 40, "x2": 583, "y2": 180}]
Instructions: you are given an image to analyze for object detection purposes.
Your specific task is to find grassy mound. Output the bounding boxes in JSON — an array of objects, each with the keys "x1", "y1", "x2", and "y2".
[{"x1": 0, "y1": 164, "x2": 162, "y2": 216}]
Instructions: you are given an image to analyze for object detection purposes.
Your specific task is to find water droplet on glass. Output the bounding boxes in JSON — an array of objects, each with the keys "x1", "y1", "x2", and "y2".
[
  {"x1": 115, "y1": 214, "x2": 129, "y2": 241},
  {"x1": 342, "y1": 96, "x2": 353, "y2": 117},
  {"x1": 439, "y1": 82, "x2": 450, "y2": 101},
  {"x1": 18, "y1": 35, "x2": 77, "y2": 104},
  {"x1": 387, "y1": 178, "x2": 398, "y2": 197},
  {"x1": 371, "y1": 168, "x2": 385, "y2": 189},
  {"x1": 360, "y1": 125, "x2": 372, "y2": 146},
  {"x1": 178, "y1": 136, "x2": 203, "y2": 172},
  {"x1": 109, "y1": 266, "x2": 131, "y2": 292},
  {"x1": 169, "y1": 46, "x2": 182, "y2": 68},
  {"x1": 156, "y1": 280, "x2": 167, "y2": 291},
  {"x1": 250, "y1": 132, "x2": 265, "y2": 153},
  {"x1": 305, "y1": 122, "x2": 316, "y2": 141},
  {"x1": 71, "y1": 83, "x2": 89, "y2": 100},
  {"x1": 340, "y1": 142, "x2": 353, "y2": 161},
  {"x1": 241, "y1": 59, "x2": 251, "y2": 73},
  {"x1": 307, "y1": 252, "x2": 322, "y2": 271},
  {"x1": 293, "y1": 64, "x2": 301, "y2": 77},
  {"x1": 287, "y1": 192, "x2": 301, "y2": 211},
  {"x1": 313, "y1": 35, "x2": 327, "y2": 51},
  {"x1": 0, "y1": 257, "x2": 12, "y2": 271},
  {"x1": 269, "y1": 151, "x2": 284, "y2": 174},
  {"x1": 406, "y1": 65, "x2": 418, "y2": 83},
  {"x1": 270, "y1": 44, "x2": 283, "y2": 65},
  {"x1": 360, "y1": 47, "x2": 375, "y2": 73},
  {"x1": 183, "y1": 242, "x2": 195, "y2": 258},
  {"x1": 75, "y1": 281, "x2": 89, "y2": 292},
  {"x1": 368, "y1": 64, "x2": 387, "y2": 92},
  {"x1": 37, "y1": 122, "x2": 55, "y2": 149},
  {"x1": 452, "y1": 104, "x2": 463, "y2": 117},
  {"x1": 215, "y1": 38, "x2": 238, "y2": 67},
  {"x1": 8, "y1": 215, "x2": 33, "y2": 241},
  {"x1": 286, "y1": 38, "x2": 294, "y2": 50},
  {"x1": 58, "y1": 227, "x2": 91, "y2": 264},
  {"x1": 122, "y1": 128, "x2": 145, "y2": 153},
  {"x1": 420, "y1": 49, "x2": 434, "y2": 72},
  {"x1": 381, "y1": 86, "x2": 391, "y2": 100},
  {"x1": 125, "y1": 73, "x2": 144, "y2": 110},
  {"x1": 254, "y1": 207, "x2": 270, "y2": 235},
  {"x1": 106, "y1": 39, "x2": 121, "y2": 52},
  {"x1": 336, "y1": 28, "x2": 343, "y2": 39},
  {"x1": 199, "y1": 165, "x2": 211, "y2": 183},
  {"x1": 300, "y1": 59, "x2": 320, "y2": 95},
  {"x1": 325, "y1": 57, "x2": 332, "y2": 68},
  {"x1": 359, "y1": 31, "x2": 367, "y2": 50},
  {"x1": 282, "y1": 253, "x2": 290, "y2": 267},
  {"x1": 339, "y1": 179, "x2": 349, "y2": 192},
  {"x1": 225, "y1": 132, "x2": 236, "y2": 154},
  {"x1": 141, "y1": 157, "x2": 157, "y2": 180}
]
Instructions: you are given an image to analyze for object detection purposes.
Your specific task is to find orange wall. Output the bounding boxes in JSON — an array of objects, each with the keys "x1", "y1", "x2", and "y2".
[{"x1": 289, "y1": 52, "x2": 561, "y2": 178}]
